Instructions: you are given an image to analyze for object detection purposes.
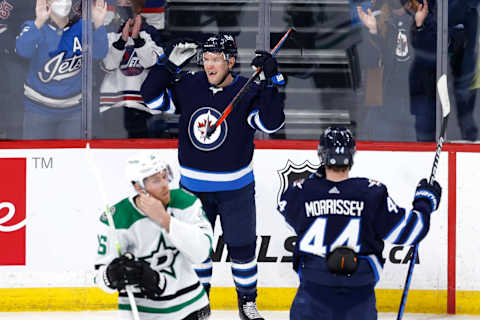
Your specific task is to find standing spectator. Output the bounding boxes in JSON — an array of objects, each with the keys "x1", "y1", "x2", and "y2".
[
  {"x1": 141, "y1": 34, "x2": 285, "y2": 320},
  {"x1": 278, "y1": 127, "x2": 442, "y2": 320},
  {"x1": 94, "y1": 152, "x2": 212, "y2": 320},
  {"x1": 15, "y1": 0, "x2": 108, "y2": 139},
  {"x1": 99, "y1": 0, "x2": 164, "y2": 138}
]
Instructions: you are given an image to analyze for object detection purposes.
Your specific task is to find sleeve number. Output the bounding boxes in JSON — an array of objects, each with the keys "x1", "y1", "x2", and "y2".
[
  {"x1": 299, "y1": 218, "x2": 361, "y2": 257},
  {"x1": 97, "y1": 235, "x2": 107, "y2": 255}
]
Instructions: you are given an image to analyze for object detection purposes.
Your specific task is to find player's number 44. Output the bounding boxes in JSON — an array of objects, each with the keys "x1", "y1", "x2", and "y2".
[{"x1": 299, "y1": 218, "x2": 361, "y2": 257}]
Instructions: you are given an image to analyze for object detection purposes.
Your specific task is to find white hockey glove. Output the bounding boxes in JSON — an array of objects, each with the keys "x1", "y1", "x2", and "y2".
[{"x1": 164, "y1": 42, "x2": 198, "y2": 74}]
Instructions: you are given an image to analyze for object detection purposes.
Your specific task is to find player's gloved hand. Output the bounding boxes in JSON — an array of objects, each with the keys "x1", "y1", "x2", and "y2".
[
  {"x1": 251, "y1": 50, "x2": 285, "y2": 86},
  {"x1": 162, "y1": 42, "x2": 198, "y2": 74},
  {"x1": 105, "y1": 253, "x2": 164, "y2": 297},
  {"x1": 413, "y1": 178, "x2": 442, "y2": 213},
  {"x1": 105, "y1": 252, "x2": 142, "y2": 290}
]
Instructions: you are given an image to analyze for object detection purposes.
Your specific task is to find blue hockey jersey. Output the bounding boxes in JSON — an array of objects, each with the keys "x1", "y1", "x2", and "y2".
[
  {"x1": 16, "y1": 19, "x2": 108, "y2": 110},
  {"x1": 278, "y1": 173, "x2": 433, "y2": 287},
  {"x1": 141, "y1": 66, "x2": 285, "y2": 192}
]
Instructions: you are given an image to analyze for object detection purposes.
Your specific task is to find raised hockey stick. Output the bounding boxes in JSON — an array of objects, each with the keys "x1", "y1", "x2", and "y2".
[
  {"x1": 205, "y1": 27, "x2": 294, "y2": 138},
  {"x1": 86, "y1": 143, "x2": 140, "y2": 320},
  {"x1": 396, "y1": 74, "x2": 451, "y2": 320}
]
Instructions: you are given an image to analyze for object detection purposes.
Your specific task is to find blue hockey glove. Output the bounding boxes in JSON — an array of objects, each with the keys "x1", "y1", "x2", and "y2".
[
  {"x1": 413, "y1": 178, "x2": 442, "y2": 213},
  {"x1": 251, "y1": 50, "x2": 285, "y2": 86}
]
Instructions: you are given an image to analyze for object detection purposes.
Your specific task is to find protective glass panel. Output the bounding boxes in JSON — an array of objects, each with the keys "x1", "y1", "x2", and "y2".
[
  {"x1": 269, "y1": 0, "x2": 438, "y2": 142},
  {"x1": 445, "y1": 0, "x2": 480, "y2": 142},
  {"x1": 91, "y1": 0, "x2": 259, "y2": 139}
]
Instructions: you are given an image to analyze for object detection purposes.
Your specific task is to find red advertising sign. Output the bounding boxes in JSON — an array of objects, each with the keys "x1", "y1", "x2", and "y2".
[{"x1": 0, "y1": 158, "x2": 26, "y2": 265}]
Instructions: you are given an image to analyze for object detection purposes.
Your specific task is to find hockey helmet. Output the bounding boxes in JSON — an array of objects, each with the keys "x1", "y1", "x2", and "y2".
[
  {"x1": 125, "y1": 152, "x2": 173, "y2": 189},
  {"x1": 318, "y1": 127, "x2": 356, "y2": 167},
  {"x1": 201, "y1": 34, "x2": 238, "y2": 59}
]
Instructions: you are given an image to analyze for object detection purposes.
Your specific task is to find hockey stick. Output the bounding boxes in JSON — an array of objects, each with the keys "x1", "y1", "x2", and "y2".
[
  {"x1": 86, "y1": 143, "x2": 141, "y2": 320},
  {"x1": 396, "y1": 74, "x2": 451, "y2": 320},
  {"x1": 205, "y1": 27, "x2": 294, "y2": 138}
]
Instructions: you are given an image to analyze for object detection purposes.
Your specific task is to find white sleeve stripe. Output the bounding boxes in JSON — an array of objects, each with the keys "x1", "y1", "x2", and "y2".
[
  {"x1": 146, "y1": 93, "x2": 165, "y2": 110},
  {"x1": 247, "y1": 109, "x2": 258, "y2": 129},
  {"x1": 383, "y1": 209, "x2": 413, "y2": 243},
  {"x1": 253, "y1": 112, "x2": 284, "y2": 134},
  {"x1": 405, "y1": 210, "x2": 424, "y2": 246}
]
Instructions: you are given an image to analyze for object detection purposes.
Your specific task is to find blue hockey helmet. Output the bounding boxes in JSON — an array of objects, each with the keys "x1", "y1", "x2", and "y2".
[
  {"x1": 201, "y1": 34, "x2": 238, "y2": 59},
  {"x1": 318, "y1": 127, "x2": 356, "y2": 167}
]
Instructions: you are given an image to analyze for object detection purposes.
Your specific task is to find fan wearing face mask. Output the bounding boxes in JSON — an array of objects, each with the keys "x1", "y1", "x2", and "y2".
[{"x1": 15, "y1": 0, "x2": 109, "y2": 140}]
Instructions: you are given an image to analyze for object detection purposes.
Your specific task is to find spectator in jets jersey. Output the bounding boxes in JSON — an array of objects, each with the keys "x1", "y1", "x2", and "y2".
[
  {"x1": 15, "y1": 0, "x2": 108, "y2": 139},
  {"x1": 94, "y1": 152, "x2": 212, "y2": 320},
  {"x1": 278, "y1": 127, "x2": 442, "y2": 320}
]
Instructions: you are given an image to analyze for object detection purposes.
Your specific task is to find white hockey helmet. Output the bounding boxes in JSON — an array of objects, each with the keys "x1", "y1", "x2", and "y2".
[{"x1": 125, "y1": 152, "x2": 173, "y2": 189}]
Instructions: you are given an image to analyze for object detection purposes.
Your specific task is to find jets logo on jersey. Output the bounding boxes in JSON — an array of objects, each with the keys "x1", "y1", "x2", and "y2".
[
  {"x1": 277, "y1": 159, "x2": 319, "y2": 207},
  {"x1": 120, "y1": 47, "x2": 144, "y2": 76},
  {"x1": 141, "y1": 234, "x2": 180, "y2": 278},
  {"x1": 39, "y1": 52, "x2": 82, "y2": 83},
  {"x1": 188, "y1": 107, "x2": 227, "y2": 151},
  {"x1": 0, "y1": 0, "x2": 13, "y2": 20}
]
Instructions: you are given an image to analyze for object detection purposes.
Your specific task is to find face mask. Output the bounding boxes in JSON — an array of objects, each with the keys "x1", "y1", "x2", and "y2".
[
  {"x1": 51, "y1": 0, "x2": 72, "y2": 18},
  {"x1": 117, "y1": 6, "x2": 135, "y2": 22}
]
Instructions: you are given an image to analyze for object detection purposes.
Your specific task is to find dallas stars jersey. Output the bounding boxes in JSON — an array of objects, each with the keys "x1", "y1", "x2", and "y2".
[
  {"x1": 141, "y1": 67, "x2": 285, "y2": 192},
  {"x1": 99, "y1": 23, "x2": 164, "y2": 114},
  {"x1": 15, "y1": 19, "x2": 108, "y2": 110},
  {"x1": 94, "y1": 188, "x2": 212, "y2": 320},
  {"x1": 278, "y1": 174, "x2": 433, "y2": 287}
]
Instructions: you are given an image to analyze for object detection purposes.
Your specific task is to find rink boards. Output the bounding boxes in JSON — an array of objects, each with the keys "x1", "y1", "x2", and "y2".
[{"x1": 0, "y1": 141, "x2": 479, "y2": 314}]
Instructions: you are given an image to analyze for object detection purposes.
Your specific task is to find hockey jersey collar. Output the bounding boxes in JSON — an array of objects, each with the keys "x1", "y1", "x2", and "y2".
[{"x1": 208, "y1": 74, "x2": 240, "y2": 94}]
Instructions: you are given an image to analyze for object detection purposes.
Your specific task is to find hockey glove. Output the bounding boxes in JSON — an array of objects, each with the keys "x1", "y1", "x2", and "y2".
[
  {"x1": 251, "y1": 50, "x2": 285, "y2": 86},
  {"x1": 162, "y1": 42, "x2": 198, "y2": 74},
  {"x1": 413, "y1": 178, "x2": 442, "y2": 213},
  {"x1": 105, "y1": 253, "x2": 165, "y2": 298},
  {"x1": 105, "y1": 252, "x2": 142, "y2": 291}
]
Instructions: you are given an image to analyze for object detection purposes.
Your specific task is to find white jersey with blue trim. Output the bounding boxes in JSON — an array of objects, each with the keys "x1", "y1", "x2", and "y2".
[
  {"x1": 15, "y1": 19, "x2": 108, "y2": 109},
  {"x1": 277, "y1": 174, "x2": 433, "y2": 287},
  {"x1": 99, "y1": 23, "x2": 164, "y2": 113},
  {"x1": 141, "y1": 67, "x2": 285, "y2": 192}
]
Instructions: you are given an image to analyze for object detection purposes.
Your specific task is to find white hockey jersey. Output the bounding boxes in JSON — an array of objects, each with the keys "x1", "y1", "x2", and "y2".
[
  {"x1": 99, "y1": 24, "x2": 164, "y2": 114},
  {"x1": 94, "y1": 188, "x2": 212, "y2": 320}
]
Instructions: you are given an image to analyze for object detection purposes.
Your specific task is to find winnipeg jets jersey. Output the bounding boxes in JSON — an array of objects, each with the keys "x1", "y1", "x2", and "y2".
[
  {"x1": 99, "y1": 24, "x2": 164, "y2": 114},
  {"x1": 15, "y1": 19, "x2": 108, "y2": 109},
  {"x1": 95, "y1": 189, "x2": 212, "y2": 320},
  {"x1": 141, "y1": 67, "x2": 285, "y2": 192},
  {"x1": 278, "y1": 174, "x2": 433, "y2": 287}
]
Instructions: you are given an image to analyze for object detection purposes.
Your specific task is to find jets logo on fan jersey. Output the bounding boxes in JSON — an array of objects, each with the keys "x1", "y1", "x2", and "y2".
[
  {"x1": 120, "y1": 47, "x2": 143, "y2": 76},
  {"x1": 39, "y1": 35, "x2": 83, "y2": 83},
  {"x1": 188, "y1": 107, "x2": 227, "y2": 151},
  {"x1": 0, "y1": 0, "x2": 13, "y2": 19}
]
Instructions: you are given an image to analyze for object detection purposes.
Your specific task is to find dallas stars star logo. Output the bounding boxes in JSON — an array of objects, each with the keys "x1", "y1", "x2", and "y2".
[{"x1": 140, "y1": 234, "x2": 180, "y2": 278}]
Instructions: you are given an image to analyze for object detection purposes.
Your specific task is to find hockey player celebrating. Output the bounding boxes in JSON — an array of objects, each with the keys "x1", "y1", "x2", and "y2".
[
  {"x1": 141, "y1": 34, "x2": 285, "y2": 320},
  {"x1": 15, "y1": 0, "x2": 108, "y2": 139},
  {"x1": 277, "y1": 127, "x2": 442, "y2": 320},
  {"x1": 94, "y1": 152, "x2": 212, "y2": 320}
]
